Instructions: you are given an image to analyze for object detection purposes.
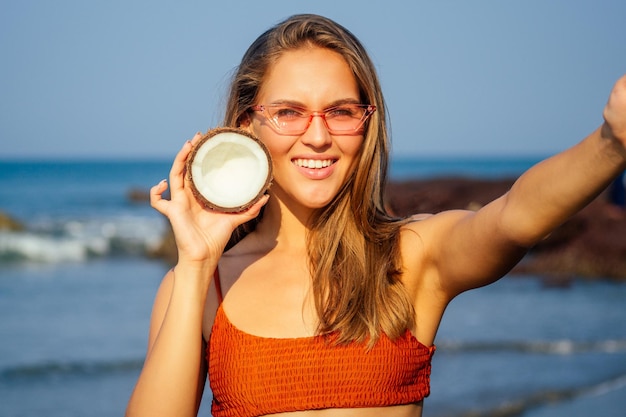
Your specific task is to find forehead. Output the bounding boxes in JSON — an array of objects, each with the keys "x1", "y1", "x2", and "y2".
[{"x1": 257, "y1": 46, "x2": 360, "y2": 105}]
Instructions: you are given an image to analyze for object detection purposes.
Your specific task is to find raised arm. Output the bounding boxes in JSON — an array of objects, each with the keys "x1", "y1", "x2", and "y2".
[
  {"x1": 125, "y1": 134, "x2": 268, "y2": 417},
  {"x1": 418, "y1": 75, "x2": 626, "y2": 298}
]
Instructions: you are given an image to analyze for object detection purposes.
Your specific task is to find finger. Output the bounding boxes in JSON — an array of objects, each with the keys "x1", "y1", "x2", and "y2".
[
  {"x1": 180, "y1": 132, "x2": 205, "y2": 188},
  {"x1": 150, "y1": 179, "x2": 169, "y2": 215},
  {"x1": 190, "y1": 131, "x2": 204, "y2": 146},
  {"x1": 169, "y1": 140, "x2": 193, "y2": 191}
]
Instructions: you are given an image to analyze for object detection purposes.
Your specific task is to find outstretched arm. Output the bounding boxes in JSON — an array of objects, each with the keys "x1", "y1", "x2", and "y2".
[
  {"x1": 418, "y1": 75, "x2": 626, "y2": 298},
  {"x1": 125, "y1": 134, "x2": 268, "y2": 417}
]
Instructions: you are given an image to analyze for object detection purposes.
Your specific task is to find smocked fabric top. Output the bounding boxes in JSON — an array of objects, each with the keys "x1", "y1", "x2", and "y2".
[{"x1": 207, "y1": 295, "x2": 436, "y2": 417}]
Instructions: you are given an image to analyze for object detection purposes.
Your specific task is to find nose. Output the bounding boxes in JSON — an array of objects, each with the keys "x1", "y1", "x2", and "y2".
[{"x1": 300, "y1": 113, "x2": 332, "y2": 148}]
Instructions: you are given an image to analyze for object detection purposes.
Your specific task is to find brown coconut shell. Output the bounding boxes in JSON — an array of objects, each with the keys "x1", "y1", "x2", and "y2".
[{"x1": 186, "y1": 127, "x2": 273, "y2": 212}]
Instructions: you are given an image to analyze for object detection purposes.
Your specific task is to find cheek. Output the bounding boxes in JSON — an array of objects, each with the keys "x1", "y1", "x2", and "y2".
[
  {"x1": 343, "y1": 137, "x2": 365, "y2": 160},
  {"x1": 253, "y1": 126, "x2": 293, "y2": 162},
  {"x1": 339, "y1": 139, "x2": 365, "y2": 180}
]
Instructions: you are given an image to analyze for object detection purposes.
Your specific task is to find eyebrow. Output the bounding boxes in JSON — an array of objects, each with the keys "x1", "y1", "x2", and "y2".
[{"x1": 267, "y1": 98, "x2": 362, "y2": 109}]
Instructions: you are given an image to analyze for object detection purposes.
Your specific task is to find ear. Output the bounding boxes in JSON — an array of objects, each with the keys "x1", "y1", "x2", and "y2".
[{"x1": 237, "y1": 112, "x2": 253, "y2": 133}]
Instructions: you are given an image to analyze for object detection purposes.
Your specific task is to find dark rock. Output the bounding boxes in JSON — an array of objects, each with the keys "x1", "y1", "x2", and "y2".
[
  {"x1": 0, "y1": 211, "x2": 25, "y2": 231},
  {"x1": 387, "y1": 177, "x2": 626, "y2": 281},
  {"x1": 127, "y1": 187, "x2": 170, "y2": 204},
  {"x1": 386, "y1": 177, "x2": 515, "y2": 214},
  {"x1": 512, "y1": 197, "x2": 626, "y2": 280},
  {"x1": 127, "y1": 188, "x2": 151, "y2": 203},
  {"x1": 146, "y1": 223, "x2": 178, "y2": 265}
]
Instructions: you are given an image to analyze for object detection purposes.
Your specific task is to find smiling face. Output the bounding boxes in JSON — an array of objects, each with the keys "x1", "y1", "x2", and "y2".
[{"x1": 245, "y1": 46, "x2": 365, "y2": 212}]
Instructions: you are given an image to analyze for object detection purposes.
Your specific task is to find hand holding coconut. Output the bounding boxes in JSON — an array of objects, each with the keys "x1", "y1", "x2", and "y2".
[{"x1": 150, "y1": 130, "x2": 271, "y2": 266}]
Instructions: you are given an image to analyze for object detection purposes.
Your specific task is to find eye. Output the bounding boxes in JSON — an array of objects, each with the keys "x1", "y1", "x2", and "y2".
[
  {"x1": 273, "y1": 106, "x2": 306, "y2": 120},
  {"x1": 326, "y1": 105, "x2": 360, "y2": 119}
]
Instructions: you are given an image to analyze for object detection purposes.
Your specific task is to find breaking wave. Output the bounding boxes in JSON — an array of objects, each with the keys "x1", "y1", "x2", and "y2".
[
  {"x1": 445, "y1": 373, "x2": 626, "y2": 417},
  {"x1": 0, "y1": 358, "x2": 144, "y2": 382},
  {"x1": 438, "y1": 338, "x2": 626, "y2": 355},
  {"x1": 0, "y1": 215, "x2": 165, "y2": 263}
]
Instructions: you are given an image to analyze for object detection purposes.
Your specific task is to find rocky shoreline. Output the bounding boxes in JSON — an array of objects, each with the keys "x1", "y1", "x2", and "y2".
[
  {"x1": 386, "y1": 177, "x2": 626, "y2": 282},
  {"x1": 148, "y1": 177, "x2": 626, "y2": 281},
  {"x1": 147, "y1": 177, "x2": 626, "y2": 282},
  {"x1": 6, "y1": 177, "x2": 623, "y2": 281}
]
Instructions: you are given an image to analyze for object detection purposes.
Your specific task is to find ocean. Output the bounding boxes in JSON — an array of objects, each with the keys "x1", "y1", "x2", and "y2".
[{"x1": 1, "y1": 158, "x2": 625, "y2": 417}]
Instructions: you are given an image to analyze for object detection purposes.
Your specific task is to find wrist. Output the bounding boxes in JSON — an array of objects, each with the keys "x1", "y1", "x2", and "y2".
[
  {"x1": 171, "y1": 261, "x2": 216, "y2": 294},
  {"x1": 600, "y1": 123, "x2": 626, "y2": 165}
]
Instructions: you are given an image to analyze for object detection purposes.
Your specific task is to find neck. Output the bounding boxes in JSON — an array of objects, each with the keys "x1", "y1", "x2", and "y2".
[{"x1": 254, "y1": 192, "x2": 317, "y2": 252}]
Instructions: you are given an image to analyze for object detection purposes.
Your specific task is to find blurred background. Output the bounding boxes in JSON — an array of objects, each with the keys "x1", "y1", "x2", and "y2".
[
  {"x1": 1, "y1": 1, "x2": 625, "y2": 416},
  {"x1": 3, "y1": 0, "x2": 626, "y2": 159}
]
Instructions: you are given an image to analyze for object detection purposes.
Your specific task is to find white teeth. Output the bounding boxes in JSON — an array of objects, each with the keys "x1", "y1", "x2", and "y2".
[{"x1": 294, "y1": 159, "x2": 333, "y2": 169}]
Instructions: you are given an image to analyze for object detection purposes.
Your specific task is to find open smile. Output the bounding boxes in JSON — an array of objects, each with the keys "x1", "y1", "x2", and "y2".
[{"x1": 293, "y1": 158, "x2": 337, "y2": 169}]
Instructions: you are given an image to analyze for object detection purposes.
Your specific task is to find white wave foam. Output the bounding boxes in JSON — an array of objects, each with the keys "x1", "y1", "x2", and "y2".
[
  {"x1": 438, "y1": 339, "x2": 626, "y2": 355},
  {"x1": 0, "y1": 232, "x2": 102, "y2": 262},
  {"x1": 583, "y1": 373, "x2": 626, "y2": 397},
  {"x1": 0, "y1": 215, "x2": 166, "y2": 263}
]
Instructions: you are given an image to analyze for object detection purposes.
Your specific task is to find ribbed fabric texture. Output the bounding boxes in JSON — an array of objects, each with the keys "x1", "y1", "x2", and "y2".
[{"x1": 208, "y1": 305, "x2": 436, "y2": 417}]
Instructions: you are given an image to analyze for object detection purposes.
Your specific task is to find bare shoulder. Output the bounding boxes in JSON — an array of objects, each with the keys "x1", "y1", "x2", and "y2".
[
  {"x1": 401, "y1": 210, "x2": 473, "y2": 244},
  {"x1": 399, "y1": 212, "x2": 475, "y2": 344},
  {"x1": 398, "y1": 214, "x2": 438, "y2": 293},
  {"x1": 398, "y1": 210, "x2": 474, "y2": 291}
]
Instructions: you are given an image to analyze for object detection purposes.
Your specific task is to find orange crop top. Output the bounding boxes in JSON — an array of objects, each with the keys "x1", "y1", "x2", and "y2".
[{"x1": 207, "y1": 272, "x2": 436, "y2": 417}]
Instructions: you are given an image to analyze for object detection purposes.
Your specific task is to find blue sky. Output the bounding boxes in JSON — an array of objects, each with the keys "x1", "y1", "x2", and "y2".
[{"x1": 1, "y1": 0, "x2": 625, "y2": 159}]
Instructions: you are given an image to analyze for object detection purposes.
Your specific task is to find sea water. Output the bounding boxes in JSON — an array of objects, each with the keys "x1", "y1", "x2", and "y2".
[{"x1": 1, "y1": 158, "x2": 625, "y2": 417}]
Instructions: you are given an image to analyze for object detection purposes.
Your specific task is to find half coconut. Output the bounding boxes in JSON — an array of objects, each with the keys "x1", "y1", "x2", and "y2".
[{"x1": 186, "y1": 127, "x2": 273, "y2": 212}]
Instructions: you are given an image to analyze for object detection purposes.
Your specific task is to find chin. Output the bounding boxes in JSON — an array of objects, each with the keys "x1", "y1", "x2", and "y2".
[{"x1": 274, "y1": 183, "x2": 342, "y2": 211}]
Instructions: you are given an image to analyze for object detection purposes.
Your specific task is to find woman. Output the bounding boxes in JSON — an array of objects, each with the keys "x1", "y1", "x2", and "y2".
[{"x1": 126, "y1": 14, "x2": 626, "y2": 417}]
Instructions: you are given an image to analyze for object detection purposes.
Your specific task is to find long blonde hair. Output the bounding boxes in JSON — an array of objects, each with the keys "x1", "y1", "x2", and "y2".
[{"x1": 223, "y1": 14, "x2": 414, "y2": 346}]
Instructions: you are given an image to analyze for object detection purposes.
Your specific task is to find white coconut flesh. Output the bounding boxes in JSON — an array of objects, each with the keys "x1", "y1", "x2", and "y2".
[{"x1": 188, "y1": 131, "x2": 272, "y2": 211}]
